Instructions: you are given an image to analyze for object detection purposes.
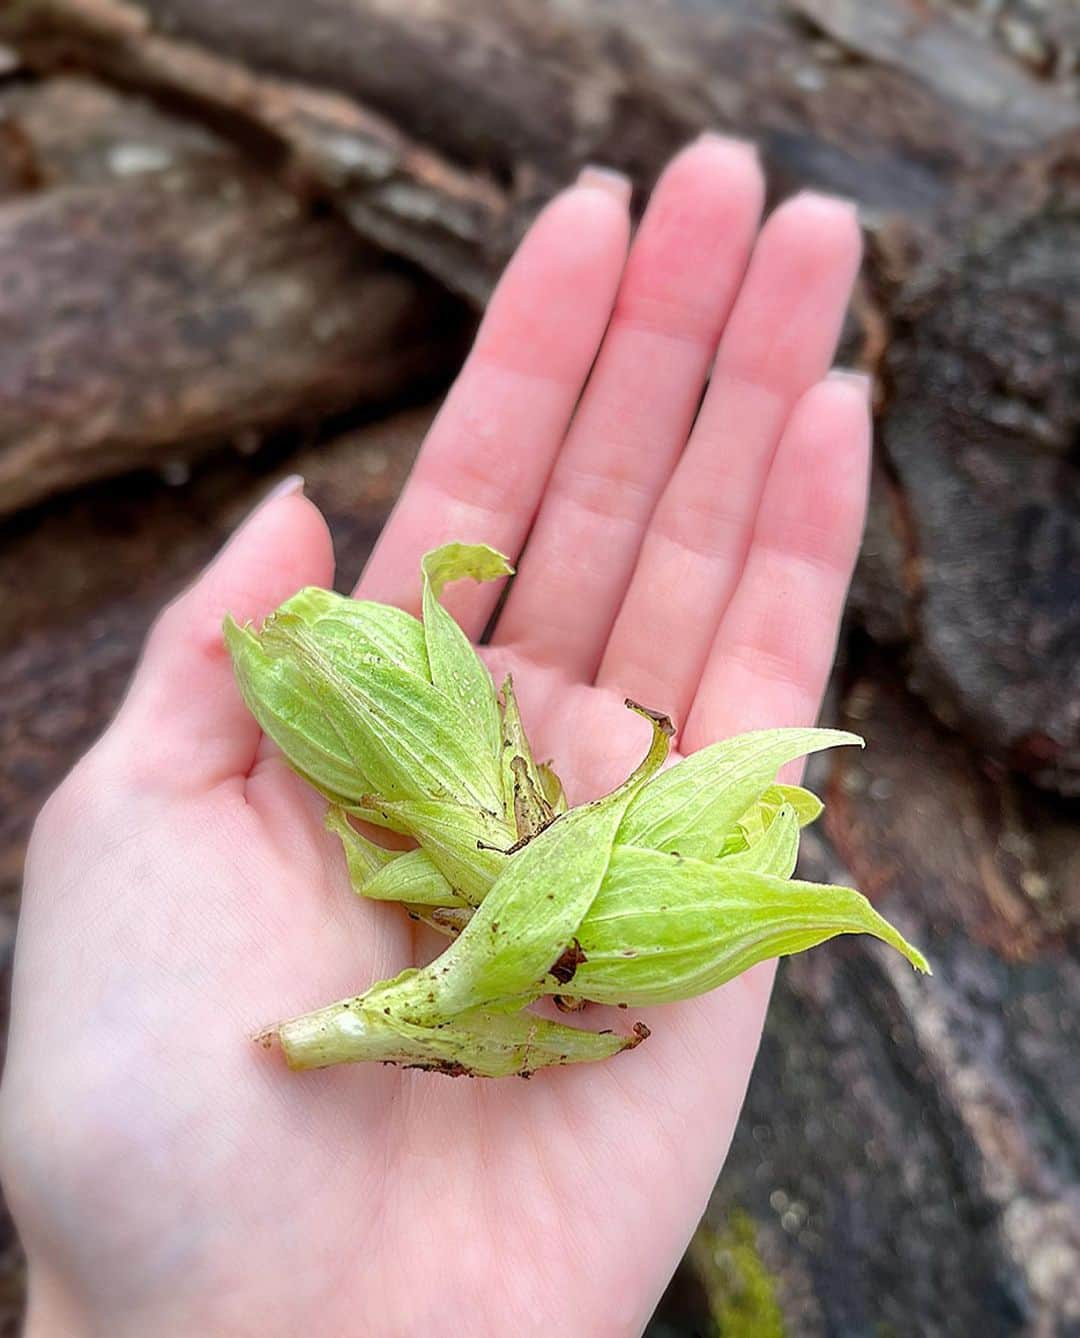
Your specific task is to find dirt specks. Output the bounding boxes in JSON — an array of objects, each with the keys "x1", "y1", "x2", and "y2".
[
  {"x1": 629, "y1": 1021, "x2": 651, "y2": 1047},
  {"x1": 549, "y1": 938, "x2": 588, "y2": 984}
]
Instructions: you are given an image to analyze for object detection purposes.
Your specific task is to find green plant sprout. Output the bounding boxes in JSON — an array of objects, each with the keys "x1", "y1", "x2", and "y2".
[{"x1": 226, "y1": 544, "x2": 928, "y2": 1079}]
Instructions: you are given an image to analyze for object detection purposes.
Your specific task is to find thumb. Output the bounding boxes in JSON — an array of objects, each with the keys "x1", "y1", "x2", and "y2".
[{"x1": 114, "y1": 476, "x2": 335, "y2": 792}]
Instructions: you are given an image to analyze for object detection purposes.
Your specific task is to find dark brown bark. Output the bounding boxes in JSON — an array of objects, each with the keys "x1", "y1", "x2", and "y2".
[
  {"x1": 5, "y1": 0, "x2": 1076, "y2": 297},
  {"x1": 2, "y1": 0, "x2": 512, "y2": 303},
  {"x1": 0, "y1": 77, "x2": 466, "y2": 515}
]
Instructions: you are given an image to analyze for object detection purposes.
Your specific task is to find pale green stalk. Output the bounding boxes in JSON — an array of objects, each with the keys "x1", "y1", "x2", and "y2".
[{"x1": 277, "y1": 996, "x2": 646, "y2": 1076}]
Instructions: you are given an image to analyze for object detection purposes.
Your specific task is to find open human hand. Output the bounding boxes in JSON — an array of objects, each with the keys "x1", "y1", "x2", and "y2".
[{"x1": 1, "y1": 136, "x2": 867, "y2": 1336}]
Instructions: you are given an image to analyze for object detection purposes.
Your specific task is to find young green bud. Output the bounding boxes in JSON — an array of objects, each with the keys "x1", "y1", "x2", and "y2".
[
  {"x1": 730, "y1": 783, "x2": 823, "y2": 850},
  {"x1": 544, "y1": 842, "x2": 928, "y2": 1007},
  {"x1": 225, "y1": 545, "x2": 515, "y2": 817},
  {"x1": 617, "y1": 726, "x2": 860, "y2": 858},
  {"x1": 719, "y1": 802, "x2": 801, "y2": 878}
]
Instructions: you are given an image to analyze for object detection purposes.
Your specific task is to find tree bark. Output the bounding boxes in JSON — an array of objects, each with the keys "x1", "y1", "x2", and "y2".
[
  {"x1": 6, "y1": 0, "x2": 1076, "y2": 294},
  {"x1": 0, "y1": 76, "x2": 467, "y2": 515}
]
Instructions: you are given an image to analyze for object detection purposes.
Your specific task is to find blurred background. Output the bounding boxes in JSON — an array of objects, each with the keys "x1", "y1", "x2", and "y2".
[{"x1": 0, "y1": 1, "x2": 1077, "y2": 1333}]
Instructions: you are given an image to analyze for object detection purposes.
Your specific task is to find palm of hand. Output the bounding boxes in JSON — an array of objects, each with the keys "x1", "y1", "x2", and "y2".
[{"x1": 1, "y1": 140, "x2": 867, "y2": 1337}]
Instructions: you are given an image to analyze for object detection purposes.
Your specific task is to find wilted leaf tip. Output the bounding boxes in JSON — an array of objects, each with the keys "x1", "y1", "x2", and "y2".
[
  {"x1": 222, "y1": 611, "x2": 253, "y2": 648},
  {"x1": 420, "y1": 542, "x2": 515, "y2": 599},
  {"x1": 624, "y1": 698, "x2": 676, "y2": 739}
]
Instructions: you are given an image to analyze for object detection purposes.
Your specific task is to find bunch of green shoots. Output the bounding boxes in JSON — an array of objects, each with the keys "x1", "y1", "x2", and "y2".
[{"x1": 225, "y1": 544, "x2": 928, "y2": 1079}]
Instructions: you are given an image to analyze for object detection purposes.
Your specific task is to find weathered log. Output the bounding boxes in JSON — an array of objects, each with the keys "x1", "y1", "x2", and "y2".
[
  {"x1": 2, "y1": 0, "x2": 512, "y2": 304},
  {"x1": 0, "y1": 77, "x2": 466, "y2": 515},
  {"x1": 6, "y1": 0, "x2": 1078, "y2": 300},
  {"x1": 852, "y1": 138, "x2": 1080, "y2": 793},
  {"x1": 0, "y1": 71, "x2": 222, "y2": 191},
  {"x1": 5, "y1": 3, "x2": 1078, "y2": 793}
]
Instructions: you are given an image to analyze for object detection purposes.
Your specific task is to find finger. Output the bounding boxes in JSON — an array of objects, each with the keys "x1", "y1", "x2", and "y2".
[
  {"x1": 684, "y1": 371, "x2": 872, "y2": 751},
  {"x1": 493, "y1": 135, "x2": 764, "y2": 675},
  {"x1": 618, "y1": 375, "x2": 871, "y2": 1195},
  {"x1": 597, "y1": 193, "x2": 862, "y2": 727},
  {"x1": 114, "y1": 477, "x2": 335, "y2": 791},
  {"x1": 353, "y1": 172, "x2": 632, "y2": 635}
]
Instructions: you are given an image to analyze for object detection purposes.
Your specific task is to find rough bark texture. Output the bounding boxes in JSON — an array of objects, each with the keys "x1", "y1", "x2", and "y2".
[
  {"x1": 5, "y1": 0, "x2": 1076, "y2": 297},
  {"x1": 0, "y1": 77, "x2": 468, "y2": 514},
  {"x1": 0, "y1": 2, "x2": 1077, "y2": 1335}
]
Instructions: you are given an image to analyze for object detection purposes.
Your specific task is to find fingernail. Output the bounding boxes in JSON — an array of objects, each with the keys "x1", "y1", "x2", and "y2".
[
  {"x1": 576, "y1": 164, "x2": 632, "y2": 205},
  {"x1": 693, "y1": 130, "x2": 759, "y2": 160},
  {"x1": 793, "y1": 188, "x2": 859, "y2": 217},
  {"x1": 828, "y1": 368, "x2": 873, "y2": 400},
  {"x1": 246, "y1": 473, "x2": 304, "y2": 522}
]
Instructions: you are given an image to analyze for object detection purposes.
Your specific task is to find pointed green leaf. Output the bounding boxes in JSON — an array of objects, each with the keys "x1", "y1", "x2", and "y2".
[
  {"x1": 421, "y1": 542, "x2": 514, "y2": 598},
  {"x1": 421, "y1": 544, "x2": 512, "y2": 804},
  {"x1": 558, "y1": 848, "x2": 929, "y2": 1006},
  {"x1": 325, "y1": 805, "x2": 396, "y2": 887},
  {"x1": 619, "y1": 728, "x2": 861, "y2": 859},
  {"x1": 363, "y1": 848, "x2": 466, "y2": 907},
  {"x1": 765, "y1": 784, "x2": 824, "y2": 827},
  {"x1": 736, "y1": 784, "x2": 823, "y2": 845},
  {"x1": 327, "y1": 805, "x2": 465, "y2": 906},
  {"x1": 718, "y1": 828, "x2": 751, "y2": 857}
]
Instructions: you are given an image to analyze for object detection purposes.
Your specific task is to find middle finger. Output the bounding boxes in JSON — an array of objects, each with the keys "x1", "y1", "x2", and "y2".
[{"x1": 493, "y1": 134, "x2": 764, "y2": 678}]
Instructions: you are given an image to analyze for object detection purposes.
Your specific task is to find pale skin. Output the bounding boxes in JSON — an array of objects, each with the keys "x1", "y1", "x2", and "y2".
[{"x1": 0, "y1": 136, "x2": 868, "y2": 1336}]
